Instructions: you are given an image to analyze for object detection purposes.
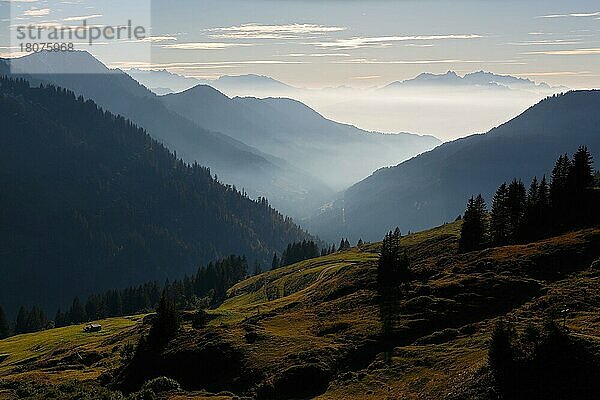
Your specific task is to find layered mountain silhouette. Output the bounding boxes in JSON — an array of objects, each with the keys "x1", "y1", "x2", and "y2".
[
  {"x1": 126, "y1": 68, "x2": 202, "y2": 94},
  {"x1": 308, "y1": 90, "x2": 600, "y2": 241},
  {"x1": 3, "y1": 52, "x2": 442, "y2": 217},
  {"x1": 1, "y1": 51, "x2": 332, "y2": 217},
  {"x1": 161, "y1": 84, "x2": 440, "y2": 191},
  {"x1": 381, "y1": 70, "x2": 561, "y2": 91},
  {"x1": 0, "y1": 76, "x2": 313, "y2": 314}
]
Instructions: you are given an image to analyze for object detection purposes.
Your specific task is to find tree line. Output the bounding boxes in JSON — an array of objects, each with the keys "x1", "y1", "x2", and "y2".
[
  {"x1": 459, "y1": 146, "x2": 598, "y2": 252},
  {"x1": 269, "y1": 237, "x2": 361, "y2": 271},
  {"x1": 0, "y1": 255, "x2": 248, "y2": 338}
]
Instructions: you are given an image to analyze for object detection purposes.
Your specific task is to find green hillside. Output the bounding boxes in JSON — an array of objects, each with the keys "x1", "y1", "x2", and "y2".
[{"x1": 1, "y1": 222, "x2": 599, "y2": 399}]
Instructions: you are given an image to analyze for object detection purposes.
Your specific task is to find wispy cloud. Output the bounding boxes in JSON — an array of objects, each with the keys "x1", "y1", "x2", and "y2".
[
  {"x1": 519, "y1": 71, "x2": 592, "y2": 76},
  {"x1": 110, "y1": 59, "x2": 307, "y2": 70},
  {"x1": 23, "y1": 7, "x2": 50, "y2": 17},
  {"x1": 351, "y1": 75, "x2": 381, "y2": 80},
  {"x1": 538, "y1": 11, "x2": 600, "y2": 18},
  {"x1": 311, "y1": 34, "x2": 482, "y2": 49},
  {"x1": 286, "y1": 53, "x2": 350, "y2": 57},
  {"x1": 331, "y1": 58, "x2": 522, "y2": 65},
  {"x1": 161, "y1": 42, "x2": 253, "y2": 50},
  {"x1": 208, "y1": 23, "x2": 346, "y2": 39},
  {"x1": 524, "y1": 48, "x2": 600, "y2": 55},
  {"x1": 144, "y1": 35, "x2": 177, "y2": 43},
  {"x1": 63, "y1": 14, "x2": 102, "y2": 22},
  {"x1": 506, "y1": 39, "x2": 583, "y2": 46}
]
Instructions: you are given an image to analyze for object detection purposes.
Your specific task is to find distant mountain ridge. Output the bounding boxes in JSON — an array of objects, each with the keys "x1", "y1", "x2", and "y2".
[
  {"x1": 160, "y1": 84, "x2": 441, "y2": 191},
  {"x1": 308, "y1": 90, "x2": 600, "y2": 241},
  {"x1": 1, "y1": 51, "x2": 332, "y2": 218},
  {"x1": 382, "y1": 70, "x2": 562, "y2": 91}
]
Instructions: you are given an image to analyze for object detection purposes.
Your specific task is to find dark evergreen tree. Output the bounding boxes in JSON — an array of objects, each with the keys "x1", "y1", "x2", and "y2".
[
  {"x1": 507, "y1": 179, "x2": 527, "y2": 241},
  {"x1": 550, "y1": 154, "x2": 572, "y2": 227},
  {"x1": 15, "y1": 306, "x2": 28, "y2": 335},
  {"x1": 54, "y1": 308, "x2": 66, "y2": 328},
  {"x1": 69, "y1": 297, "x2": 85, "y2": 324},
  {"x1": 357, "y1": 238, "x2": 364, "y2": 247},
  {"x1": 569, "y1": 146, "x2": 594, "y2": 192},
  {"x1": 490, "y1": 183, "x2": 510, "y2": 246},
  {"x1": 458, "y1": 195, "x2": 488, "y2": 252},
  {"x1": 0, "y1": 306, "x2": 9, "y2": 339},
  {"x1": 378, "y1": 229, "x2": 409, "y2": 286},
  {"x1": 146, "y1": 288, "x2": 180, "y2": 351},
  {"x1": 253, "y1": 261, "x2": 262, "y2": 276},
  {"x1": 25, "y1": 306, "x2": 48, "y2": 333},
  {"x1": 271, "y1": 253, "x2": 280, "y2": 270}
]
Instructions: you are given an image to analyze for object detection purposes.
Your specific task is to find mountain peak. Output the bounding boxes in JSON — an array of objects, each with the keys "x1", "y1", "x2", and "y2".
[{"x1": 8, "y1": 50, "x2": 113, "y2": 75}]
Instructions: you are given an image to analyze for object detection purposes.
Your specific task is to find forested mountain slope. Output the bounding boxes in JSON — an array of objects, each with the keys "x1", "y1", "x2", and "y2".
[
  {"x1": 1, "y1": 51, "x2": 330, "y2": 218},
  {"x1": 0, "y1": 77, "x2": 312, "y2": 315},
  {"x1": 309, "y1": 91, "x2": 600, "y2": 241}
]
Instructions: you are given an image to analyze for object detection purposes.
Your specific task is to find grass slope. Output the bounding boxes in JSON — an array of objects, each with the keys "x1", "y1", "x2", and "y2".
[{"x1": 1, "y1": 222, "x2": 599, "y2": 399}]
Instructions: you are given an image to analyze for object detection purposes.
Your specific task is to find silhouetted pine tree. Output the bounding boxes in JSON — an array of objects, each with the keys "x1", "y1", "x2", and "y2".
[
  {"x1": 271, "y1": 253, "x2": 280, "y2": 270},
  {"x1": 69, "y1": 297, "x2": 85, "y2": 324},
  {"x1": 570, "y1": 146, "x2": 594, "y2": 192},
  {"x1": 550, "y1": 154, "x2": 572, "y2": 228},
  {"x1": 490, "y1": 183, "x2": 510, "y2": 245},
  {"x1": 378, "y1": 229, "x2": 410, "y2": 286},
  {"x1": 459, "y1": 195, "x2": 488, "y2": 252},
  {"x1": 15, "y1": 306, "x2": 28, "y2": 335},
  {"x1": 0, "y1": 306, "x2": 9, "y2": 339},
  {"x1": 54, "y1": 308, "x2": 66, "y2": 328},
  {"x1": 507, "y1": 179, "x2": 527, "y2": 242},
  {"x1": 253, "y1": 261, "x2": 262, "y2": 276},
  {"x1": 146, "y1": 288, "x2": 180, "y2": 351}
]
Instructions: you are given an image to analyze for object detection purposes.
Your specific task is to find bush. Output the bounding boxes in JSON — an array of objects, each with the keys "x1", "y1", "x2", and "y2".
[{"x1": 141, "y1": 376, "x2": 181, "y2": 394}]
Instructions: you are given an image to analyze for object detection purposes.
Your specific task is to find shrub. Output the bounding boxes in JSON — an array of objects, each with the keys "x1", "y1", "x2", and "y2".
[{"x1": 141, "y1": 376, "x2": 181, "y2": 394}]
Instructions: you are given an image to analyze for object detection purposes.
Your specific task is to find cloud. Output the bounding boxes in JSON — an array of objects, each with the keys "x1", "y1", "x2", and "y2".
[
  {"x1": 23, "y1": 7, "x2": 50, "y2": 17},
  {"x1": 143, "y1": 35, "x2": 177, "y2": 43},
  {"x1": 207, "y1": 23, "x2": 346, "y2": 39},
  {"x1": 519, "y1": 71, "x2": 592, "y2": 76},
  {"x1": 311, "y1": 34, "x2": 482, "y2": 49},
  {"x1": 524, "y1": 48, "x2": 600, "y2": 55},
  {"x1": 0, "y1": 51, "x2": 28, "y2": 58},
  {"x1": 332, "y1": 58, "x2": 525, "y2": 65},
  {"x1": 506, "y1": 39, "x2": 583, "y2": 46},
  {"x1": 161, "y1": 42, "x2": 253, "y2": 50},
  {"x1": 286, "y1": 53, "x2": 350, "y2": 57},
  {"x1": 538, "y1": 11, "x2": 600, "y2": 18},
  {"x1": 351, "y1": 75, "x2": 381, "y2": 80},
  {"x1": 63, "y1": 14, "x2": 102, "y2": 22}
]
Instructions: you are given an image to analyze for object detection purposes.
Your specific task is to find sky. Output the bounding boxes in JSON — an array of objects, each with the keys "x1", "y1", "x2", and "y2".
[{"x1": 1, "y1": 0, "x2": 599, "y2": 89}]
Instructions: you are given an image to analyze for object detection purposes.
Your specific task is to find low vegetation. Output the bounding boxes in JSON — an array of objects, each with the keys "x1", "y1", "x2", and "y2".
[{"x1": 1, "y1": 221, "x2": 598, "y2": 399}]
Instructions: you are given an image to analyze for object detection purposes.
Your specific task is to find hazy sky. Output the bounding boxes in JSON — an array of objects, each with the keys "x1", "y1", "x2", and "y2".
[{"x1": 1, "y1": 0, "x2": 599, "y2": 88}]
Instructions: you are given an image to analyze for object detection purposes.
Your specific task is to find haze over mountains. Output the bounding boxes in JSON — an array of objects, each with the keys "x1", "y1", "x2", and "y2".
[
  {"x1": 2, "y1": 51, "x2": 439, "y2": 218},
  {"x1": 128, "y1": 68, "x2": 566, "y2": 141},
  {"x1": 160, "y1": 84, "x2": 439, "y2": 191},
  {"x1": 308, "y1": 90, "x2": 600, "y2": 241}
]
